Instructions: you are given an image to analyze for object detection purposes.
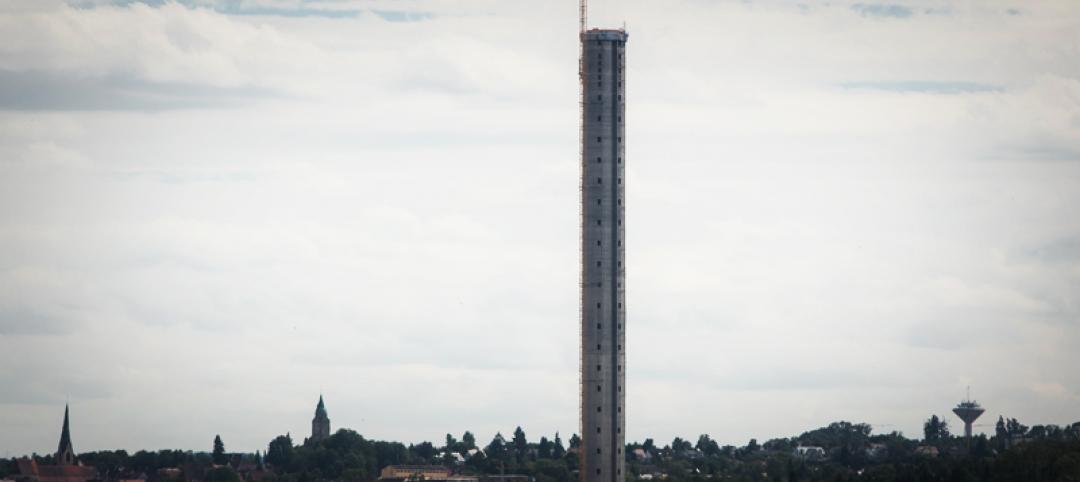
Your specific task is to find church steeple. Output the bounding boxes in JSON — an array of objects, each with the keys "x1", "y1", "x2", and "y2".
[
  {"x1": 56, "y1": 404, "x2": 76, "y2": 465},
  {"x1": 310, "y1": 395, "x2": 330, "y2": 443}
]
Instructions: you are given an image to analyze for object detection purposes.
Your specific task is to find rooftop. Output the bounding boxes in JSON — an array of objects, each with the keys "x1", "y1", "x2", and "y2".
[{"x1": 582, "y1": 28, "x2": 628, "y2": 41}]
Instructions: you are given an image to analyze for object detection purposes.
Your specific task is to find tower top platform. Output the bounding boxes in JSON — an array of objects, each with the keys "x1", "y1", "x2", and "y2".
[{"x1": 582, "y1": 29, "x2": 628, "y2": 41}]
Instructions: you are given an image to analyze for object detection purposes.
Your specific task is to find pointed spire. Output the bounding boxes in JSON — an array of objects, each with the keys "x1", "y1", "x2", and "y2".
[
  {"x1": 56, "y1": 404, "x2": 75, "y2": 465},
  {"x1": 311, "y1": 395, "x2": 330, "y2": 443}
]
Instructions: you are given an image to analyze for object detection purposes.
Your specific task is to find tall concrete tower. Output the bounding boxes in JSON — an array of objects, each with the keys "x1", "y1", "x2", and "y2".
[{"x1": 579, "y1": 8, "x2": 627, "y2": 482}]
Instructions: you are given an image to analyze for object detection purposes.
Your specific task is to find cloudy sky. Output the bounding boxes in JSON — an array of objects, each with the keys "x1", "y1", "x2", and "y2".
[{"x1": 2, "y1": 0, "x2": 1079, "y2": 457}]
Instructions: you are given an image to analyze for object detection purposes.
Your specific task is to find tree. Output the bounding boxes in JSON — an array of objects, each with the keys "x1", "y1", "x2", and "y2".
[
  {"x1": 465, "y1": 449, "x2": 488, "y2": 472},
  {"x1": 996, "y1": 416, "x2": 1009, "y2": 450},
  {"x1": 205, "y1": 467, "x2": 239, "y2": 482},
  {"x1": 213, "y1": 435, "x2": 226, "y2": 465},
  {"x1": 671, "y1": 437, "x2": 692, "y2": 453},
  {"x1": 746, "y1": 438, "x2": 759, "y2": 452},
  {"x1": 462, "y1": 431, "x2": 476, "y2": 450},
  {"x1": 1006, "y1": 418, "x2": 1029, "y2": 438},
  {"x1": 568, "y1": 434, "x2": 581, "y2": 450},
  {"x1": 486, "y1": 433, "x2": 508, "y2": 461},
  {"x1": 923, "y1": 415, "x2": 950, "y2": 442},
  {"x1": 538, "y1": 437, "x2": 552, "y2": 459},
  {"x1": 696, "y1": 434, "x2": 720, "y2": 456},
  {"x1": 512, "y1": 427, "x2": 528, "y2": 462},
  {"x1": 553, "y1": 433, "x2": 566, "y2": 458},
  {"x1": 445, "y1": 434, "x2": 458, "y2": 452},
  {"x1": 411, "y1": 442, "x2": 437, "y2": 462},
  {"x1": 266, "y1": 434, "x2": 294, "y2": 468}
]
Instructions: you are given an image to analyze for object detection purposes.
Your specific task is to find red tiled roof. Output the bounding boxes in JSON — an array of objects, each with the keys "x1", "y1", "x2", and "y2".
[{"x1": 16, "y1": 458, "x2": 96, "y2": 482}]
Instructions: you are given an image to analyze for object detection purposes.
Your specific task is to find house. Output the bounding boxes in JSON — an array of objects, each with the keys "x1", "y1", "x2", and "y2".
[
  {"x1": 631, "y1": 448, "x2": 652, "y2": 462},
  {"x1": 914, "y1": 446, "x2": 939, "y2": 457},
  {"x1": 865, "y1": 443, "x2": 887, "y2": 461},
  {"x1": 792, "y1": 446, "x2": 826, "y2": 460},
  {"x1": 437, "y1": 453, "x2": 466, "y2": 465},
  {"x1": 378, "y1": 465, "x2": 451, "y2": 481},
  {"x1": 13, "y1": 459, "x2": 96, "y2": 482}
]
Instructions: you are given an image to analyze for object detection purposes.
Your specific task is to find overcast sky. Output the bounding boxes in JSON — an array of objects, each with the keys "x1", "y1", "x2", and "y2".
[{"x1": 1, "y1": 0, "x2": 1079, "y2": 457}]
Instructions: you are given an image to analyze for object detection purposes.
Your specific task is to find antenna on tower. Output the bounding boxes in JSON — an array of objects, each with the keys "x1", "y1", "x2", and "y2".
[{"x1": 579, "y1": 0, "x2": 587, "y2": 34}]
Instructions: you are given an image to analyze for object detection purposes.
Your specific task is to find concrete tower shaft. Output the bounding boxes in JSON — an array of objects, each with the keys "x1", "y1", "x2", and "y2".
[{"x1": 580, "y1": 28, "x2": 627, "y2": 482}]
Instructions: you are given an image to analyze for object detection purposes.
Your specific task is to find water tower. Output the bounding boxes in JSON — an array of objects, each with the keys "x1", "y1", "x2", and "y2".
[{"x1": 952, "y1": 388, "x2": 985, "y2": 439}]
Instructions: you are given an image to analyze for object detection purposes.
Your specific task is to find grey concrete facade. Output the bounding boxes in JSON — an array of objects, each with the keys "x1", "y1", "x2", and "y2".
[{"x1": 579, "y1": 28, "x2": 627, "y2": 482}]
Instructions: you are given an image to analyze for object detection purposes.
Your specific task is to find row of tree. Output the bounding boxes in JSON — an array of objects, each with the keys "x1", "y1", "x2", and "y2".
[{"x1": 3, "y1": 416, "x2": 1079, "y2": 482}]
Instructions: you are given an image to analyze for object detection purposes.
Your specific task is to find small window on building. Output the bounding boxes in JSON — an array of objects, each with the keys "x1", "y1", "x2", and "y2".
[
  {"x1": 597, "y1": 344, "x2": 601, "y2": 350},
  {"x1": 596, "y1": 448, "x2": 601, "y2": 454},
  {"x1": 597, "y1": 365, "x2": 601, "y2": 372},
  {"x1": 597, "y1": 240, "x2": 601, "y2": 246},
  {"x1": 597, "y1": 219, "x2": 601, "y2": 226},
  {"x1": 597, "y1": 406, "x2": 602, "y2": 412},
  {"x1": 597, "y1": 385, "x2": 601, "y2": 392},
  {"x1": 596, "y1": 156, "x2": 601, "y2": 163},
  {"x1": 597, "y1": 323, "x2": 602, "y2": 329},
  {"x1": 618, "y1": 178, "x2": 622, "y2": 184},
  {"x1": 597, "y1": 177, "x2": 602, "y2": 184},
  {"x1": 596, "y1": 261, "x2": 601, "y2": 267},
  {"x1": 597, "y1": 117, "x2": 601, "y2": 122},
  {"x1": 597, "y1": 137, "x2": 601, "y2": 142}
]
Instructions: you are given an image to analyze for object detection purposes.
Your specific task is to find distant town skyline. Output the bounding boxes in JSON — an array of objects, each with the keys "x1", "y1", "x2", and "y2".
[{"x1": 2, "y1": 0, "x2": 1079, "y2": 457}]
